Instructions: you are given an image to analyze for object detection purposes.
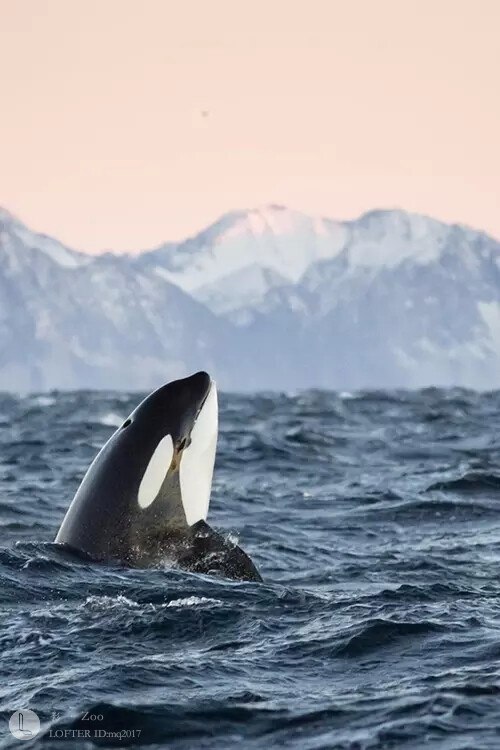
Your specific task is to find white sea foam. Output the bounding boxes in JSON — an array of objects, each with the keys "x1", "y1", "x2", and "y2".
[
  {"x1": 165, "y1": 596, "x2": 222, "y2": 608},
  {"x1": 30, "y1": 395, "x2": 56, "y2": 407},
  {"x1": 81, "y1": 595, "x2": 141, "y2": 611}
]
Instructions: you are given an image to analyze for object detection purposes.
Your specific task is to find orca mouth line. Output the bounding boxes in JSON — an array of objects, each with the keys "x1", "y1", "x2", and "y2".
[
  {"x1": 173, "y1": 380, "x2": 214, "y2": 457},
  {"x1": 200, "y1": 379, "x2": 213, "y2": 409},
  {"x1": 193, "y1": 379, "x2": 214, "y2": 423}
]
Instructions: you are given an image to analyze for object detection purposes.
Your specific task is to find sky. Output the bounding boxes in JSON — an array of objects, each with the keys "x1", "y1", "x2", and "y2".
[{"x1": 0, "y1": 0, "x2": 499, "y2": 252}]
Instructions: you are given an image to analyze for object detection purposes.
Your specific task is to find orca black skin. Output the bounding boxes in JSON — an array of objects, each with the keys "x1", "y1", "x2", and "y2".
[{"x1": 55, "y1": 371, "x2": 262, "y2": 582}]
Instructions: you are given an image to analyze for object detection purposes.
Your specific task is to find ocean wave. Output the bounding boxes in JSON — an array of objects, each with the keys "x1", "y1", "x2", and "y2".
[
  {"x1": 1, "y1": 388, "x2": 500, "y2": 748},
  {"x1": 427, "y1": 472, "x2": 500, "y2": 495}
]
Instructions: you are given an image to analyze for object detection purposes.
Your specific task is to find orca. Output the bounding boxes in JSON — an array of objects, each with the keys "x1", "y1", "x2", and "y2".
[{"x1": 55, "y1": 371, "x2": 262, "y2": 582}]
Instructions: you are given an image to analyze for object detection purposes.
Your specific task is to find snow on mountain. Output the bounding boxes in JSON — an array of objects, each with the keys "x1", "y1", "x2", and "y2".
[
  {"x1": 241, "y1": 211, "x2": 500, "y2": 389},
  {"x1": 0, "y1": 207, "x2": 89, "y2": 269},
  {"x1": 137, "y1": 205, "x2": 347, "y2": 305},
  {"x1": 342, "y1": 209, "x2": 450, "y2": 269},
  {"x1": 139, "y1": 206, "x2": 495, "y2": 327},
  {"x1": 1, "y1": 203, "x2": 500, "y2": 391},
  {"x1": 0, "y1": 209, "x2": 241, "y2": 391},
  {"x1": 195, "y1": 263, "x2": 289, "y2": 319}
]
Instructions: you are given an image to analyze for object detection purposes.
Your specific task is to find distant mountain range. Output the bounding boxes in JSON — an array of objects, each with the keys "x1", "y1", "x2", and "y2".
[{"x1": 1, "y1": 204, "x2": 500, "y2": 391}]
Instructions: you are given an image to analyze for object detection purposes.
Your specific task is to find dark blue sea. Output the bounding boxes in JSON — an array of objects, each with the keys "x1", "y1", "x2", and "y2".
[{"x1": 1, "y1": 388, "x2": 500, "y2": 749}]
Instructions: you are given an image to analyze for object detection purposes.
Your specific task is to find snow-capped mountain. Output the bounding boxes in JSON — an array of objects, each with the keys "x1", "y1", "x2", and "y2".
[
  {"x1": 136, "y1": 205, "x2": 347, "y2": 319},
  {"x1": 0, "y1": 209, "x2": 239, "y2": 391},
  {"x1": 0, "y1": 207, "x2": 89, "y2": 269},
  {"x1": 221, "y1": 209, "x2": 500, "y2": 389},
  {"x1": 1, "y1": 204, "x2": 500, "y2": 391}
]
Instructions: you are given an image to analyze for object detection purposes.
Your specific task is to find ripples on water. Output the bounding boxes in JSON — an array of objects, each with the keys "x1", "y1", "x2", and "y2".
[{"x1": 1, "y1": 388, "x2": 500, "y2": 749}]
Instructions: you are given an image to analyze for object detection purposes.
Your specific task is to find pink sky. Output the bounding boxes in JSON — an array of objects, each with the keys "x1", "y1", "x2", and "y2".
[{"x1": 0, "y1": 0, "x2": 499, "y2": 252}]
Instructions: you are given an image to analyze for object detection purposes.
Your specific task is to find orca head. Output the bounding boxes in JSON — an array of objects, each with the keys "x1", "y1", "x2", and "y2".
[{"x1": 127, "y1": 371, "x2": 218, "y2": 525}]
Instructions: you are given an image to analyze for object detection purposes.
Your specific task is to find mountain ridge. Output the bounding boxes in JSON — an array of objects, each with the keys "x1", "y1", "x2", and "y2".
[{"x1": 1, "y1": 204, "x2": 500, "y2": 391}]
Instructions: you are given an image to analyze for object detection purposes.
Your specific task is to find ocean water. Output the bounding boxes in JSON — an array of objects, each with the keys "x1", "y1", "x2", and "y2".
[{"x1": 1, "y1": 388, "x2": 500, "y2": 749}]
